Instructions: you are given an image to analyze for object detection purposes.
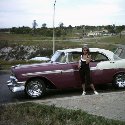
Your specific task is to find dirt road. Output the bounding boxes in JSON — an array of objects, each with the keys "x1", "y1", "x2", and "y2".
[{"x1": 35, "y1": 91, "x2": 125, "y2": 122}]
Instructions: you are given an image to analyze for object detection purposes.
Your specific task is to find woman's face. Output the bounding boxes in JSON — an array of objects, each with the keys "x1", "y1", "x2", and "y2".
[{"x1": 83, "y1": 48, "x2": 88, "y2": 54}]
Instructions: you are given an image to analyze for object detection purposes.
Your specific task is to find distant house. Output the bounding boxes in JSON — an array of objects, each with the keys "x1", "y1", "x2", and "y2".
[
  {"x1": 87, "y1": 29, "x2": 109, "y2": 37},
  {"x1": 87, "y1": 31, "x2": 101, "y2": 37}
]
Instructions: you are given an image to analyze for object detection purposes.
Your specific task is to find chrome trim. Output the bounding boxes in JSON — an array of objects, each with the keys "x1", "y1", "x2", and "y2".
[
  {"x1": 90, "y1": 67, "x2": 97, "y2": 70},
  {"x1": 62, "y1": 69, "x2": 74, "y2": 73},
  {"x1": 7, "y1": 76, "x2": 25, "y2": 92},
  {"x1": 22, "y1": 69, "x2": 74, "y2": 77},
  {"x1": 22, "y1": 68, "x2": 98, "y2": 77}
]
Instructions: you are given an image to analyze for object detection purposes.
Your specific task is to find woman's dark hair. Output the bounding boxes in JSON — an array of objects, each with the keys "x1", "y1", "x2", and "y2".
[{"x1": 82, "y1": 46, "x2": 90, "y2": 55}]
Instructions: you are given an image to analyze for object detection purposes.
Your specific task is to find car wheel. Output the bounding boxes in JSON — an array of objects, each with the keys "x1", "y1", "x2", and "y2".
[
  {"x1": 113, "y1": 73, "x2": 125, "y2": 88},
  {"x1": 25, "y1": 78, "x2": 46, "y2": 98}
]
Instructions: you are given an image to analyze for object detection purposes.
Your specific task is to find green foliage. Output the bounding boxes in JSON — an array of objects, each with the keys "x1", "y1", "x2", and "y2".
[
  {"x1": 0, "y1": 102, "x2": 125, "y2": 125},
  {"x1": 1, "y1": 25, "x2": 125, "y2": 37},
  {"x1": 10, "y1": 26, "x2": 32, "y2": 34},
  {"x1": 0, "y1": 40, "x2": 9, "y2": 49}
]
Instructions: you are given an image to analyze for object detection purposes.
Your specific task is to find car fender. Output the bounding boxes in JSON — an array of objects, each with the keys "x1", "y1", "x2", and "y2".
[
  {"x1": 25, "y1": 75, "x2": 57, "y2": 89},
  {"x1": 96, "y1": 61, "x2": 116, "y2": 70}
]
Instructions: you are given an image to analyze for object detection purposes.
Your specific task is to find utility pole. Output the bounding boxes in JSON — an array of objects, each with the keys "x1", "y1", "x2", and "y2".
[{"x1": 53, "y1": 0, "x2": 56, "y2": 54}]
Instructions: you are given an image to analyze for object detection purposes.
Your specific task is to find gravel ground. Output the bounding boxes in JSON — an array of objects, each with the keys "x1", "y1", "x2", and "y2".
[{"x1": 34, "y1": 91, "x2": 125, "y2": 122}]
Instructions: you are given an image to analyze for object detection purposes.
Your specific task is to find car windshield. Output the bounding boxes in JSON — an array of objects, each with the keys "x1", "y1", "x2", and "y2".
[{"x1": 51, "y1": 51, "x2": 66, "y2": 63}]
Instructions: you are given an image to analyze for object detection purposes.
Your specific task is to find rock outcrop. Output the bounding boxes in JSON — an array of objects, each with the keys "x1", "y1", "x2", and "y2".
[{"x1": 0, "y1": 45, "x2": 50, "y2": 60}]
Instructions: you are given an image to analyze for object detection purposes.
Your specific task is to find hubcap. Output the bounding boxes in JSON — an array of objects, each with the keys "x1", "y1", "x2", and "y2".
[
  {"x1": 27, "y1": 81, "x2": 43, "y2": 97},
  {"x1": 115, "y1": 74, "x2": 125, "y2": 87}
]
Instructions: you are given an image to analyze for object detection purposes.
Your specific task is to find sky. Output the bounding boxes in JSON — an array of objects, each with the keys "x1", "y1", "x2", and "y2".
[{"x1": 0, "y1": 0, "x2": 125, "y2": 28}]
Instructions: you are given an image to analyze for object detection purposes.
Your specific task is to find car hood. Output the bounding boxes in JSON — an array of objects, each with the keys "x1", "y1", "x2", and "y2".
[{"x1": 11, "y1": 62, "x2": 63, "y2": 75}]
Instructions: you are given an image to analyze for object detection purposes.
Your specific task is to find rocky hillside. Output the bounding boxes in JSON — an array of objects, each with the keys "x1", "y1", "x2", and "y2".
[{"x1": 0, "y1": 45, "x2": 51, "y2": 61}]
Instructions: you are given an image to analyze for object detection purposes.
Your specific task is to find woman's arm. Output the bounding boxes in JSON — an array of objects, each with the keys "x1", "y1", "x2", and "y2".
[
  {"x1": 78, "y1": 56, "x2": 81, "y2": 69},
  {"x1": 78, "y1": 60, "x2": 81, "y2": 69},
  {"x1": 86, "y1": 55, "x2": 91, "y2": 64}
]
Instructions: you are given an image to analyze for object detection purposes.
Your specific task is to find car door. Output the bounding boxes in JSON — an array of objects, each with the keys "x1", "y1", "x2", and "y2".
[
  {"x1": 90, "y1": 52, "x2": 116, "y2": 84},
  {"x1": 51, "y1": 52, "x2": 80, "y2": 89},
  {"x1": 58, "y1": 62, "x2": 79, "y2": 88},
  {"x1": 59, "y1": 52, "x2": 83, "y2": 88}
]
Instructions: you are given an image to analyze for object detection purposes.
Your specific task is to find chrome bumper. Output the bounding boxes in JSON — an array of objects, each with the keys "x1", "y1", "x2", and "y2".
[{"x1": 7, "y1": 76, "x2": 25, "y2": 92}]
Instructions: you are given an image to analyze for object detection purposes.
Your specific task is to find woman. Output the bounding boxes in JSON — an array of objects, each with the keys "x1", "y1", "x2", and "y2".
[{"x1": 78, "y1": 46, "x2": 98, "y2": 95}]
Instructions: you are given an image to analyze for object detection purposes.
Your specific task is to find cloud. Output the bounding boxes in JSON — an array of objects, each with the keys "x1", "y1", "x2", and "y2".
[
  {"x1": 0, "y1": 0, "x2": 125, "y2": 28},
  {"x1": 55, "y1": 0, "x2": 125, "y2": 26},
  {"x1": 0, "y1": 0, "x2": 54, "y2": 27}
]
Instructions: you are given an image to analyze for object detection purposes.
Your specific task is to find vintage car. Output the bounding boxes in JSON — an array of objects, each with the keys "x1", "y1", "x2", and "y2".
[{"x1": 7, "y1": 48, "x2": 125, "y2": 98}]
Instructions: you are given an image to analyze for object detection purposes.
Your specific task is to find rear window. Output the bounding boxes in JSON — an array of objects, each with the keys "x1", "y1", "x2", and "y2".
[{"x1": 113, "y1": 54, "x2": 121, "y2": 60}]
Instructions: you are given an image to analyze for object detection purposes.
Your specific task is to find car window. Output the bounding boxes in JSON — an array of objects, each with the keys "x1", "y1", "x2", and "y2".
[
  {"x1": 115, "y1": 48, "x2": 123, "y2": 56},
  {"x1": 113, "y1": 54, "x2": 121, "y2": 60},
  {"x1": 91, "y1": 52, "x2": 108, "y2": 62},
  {"x1": 68, "y1": 52, "x2": 81, "y2": 62},
  {"x1": 114, "y1": 47, "x2": 125, "y2": 59},
  {"x1": 51, "y1": 51, "x2": 66, "y2": 63},
  {"x1": 57, "y1": 52, "x2": 66, "y2": 63}
]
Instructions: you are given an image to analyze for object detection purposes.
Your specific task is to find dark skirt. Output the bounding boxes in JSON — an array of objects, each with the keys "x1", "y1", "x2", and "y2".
[{"x1": 79, "y1": 68, "x2": 91, "y2": 84}]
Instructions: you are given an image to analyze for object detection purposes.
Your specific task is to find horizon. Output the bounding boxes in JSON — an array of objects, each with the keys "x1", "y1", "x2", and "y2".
[{"x1": 0, "y1": 24, "x2": 125, "y2": 29}]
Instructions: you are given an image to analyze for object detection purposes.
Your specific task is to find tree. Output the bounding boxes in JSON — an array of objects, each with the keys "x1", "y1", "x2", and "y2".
[
  {"x1": 42, "y1": 23, "x2": 47, "y2": 28},
  {"x1": 59, "y1": 22, "x2": 64, "y2": 28},
  {"x1": 115, "y1": 25, "x2": 125, "y2": 38},
  {"x1": 105, "y1": 25, "x2": 116, "y2": 34},
  {"x1": 32, "y1": 20, "x2": 38, "y2": 29},
  {"x1": 116, "y1": 25, "x2": 125, "y2": 33},
  {"x1": 10, "y1": 26, "x2": 31, "y2": 34},
  {"x1": 32, "y1": 20, "x2": 38, "y2": 35},
  {"x1": 68, "y1": 25, "x2": 72, "y2": 30}
]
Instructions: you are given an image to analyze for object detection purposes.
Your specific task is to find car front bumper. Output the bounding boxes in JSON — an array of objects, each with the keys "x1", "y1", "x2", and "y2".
[{"x1": 7, "y1": 76, "x2": 25, "y2": 92}]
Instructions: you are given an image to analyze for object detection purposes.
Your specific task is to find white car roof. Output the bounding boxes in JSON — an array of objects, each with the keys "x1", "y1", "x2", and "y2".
[{"x1": 57, "y1": 48, "x2": 115, "y2": 60}]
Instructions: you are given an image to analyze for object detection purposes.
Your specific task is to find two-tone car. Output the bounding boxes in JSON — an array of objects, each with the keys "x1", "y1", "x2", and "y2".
[{"x1": 7, "y1": 47, "x2": 125, "y2": 98}]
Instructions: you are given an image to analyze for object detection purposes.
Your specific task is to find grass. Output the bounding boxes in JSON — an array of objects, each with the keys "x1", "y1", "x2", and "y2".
[
  {"x1": 84, "y1": 35, "x2": 125, "y2": 45},
  {"x1": 0, "y1": 33, "x2": 81, "y2": 48},
  {"x1": 1, "y1": 33, "x2": 123, "y2": 48},
  {"x1": 0, "y1": 33, "x2": 53, "y2": 41},
  {"x1": 0, "y1": 102, "x2": 125, "y2": 125},
  {"x1": 0, "y1": 33, "x2": 120, "y2": 50},
  {"x1": 99, "y1": 35, "x2": 125, "y2": 45}
]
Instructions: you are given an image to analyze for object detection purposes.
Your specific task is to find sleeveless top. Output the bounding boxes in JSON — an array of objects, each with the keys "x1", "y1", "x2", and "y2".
[{"x1": 80, "y1": 55, "x2": 90, "y2": 70}]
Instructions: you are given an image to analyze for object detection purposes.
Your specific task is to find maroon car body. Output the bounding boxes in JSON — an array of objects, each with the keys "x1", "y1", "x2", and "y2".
[{"x1": 7, "y1": 48, "x2": 125, "y2": 98}]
